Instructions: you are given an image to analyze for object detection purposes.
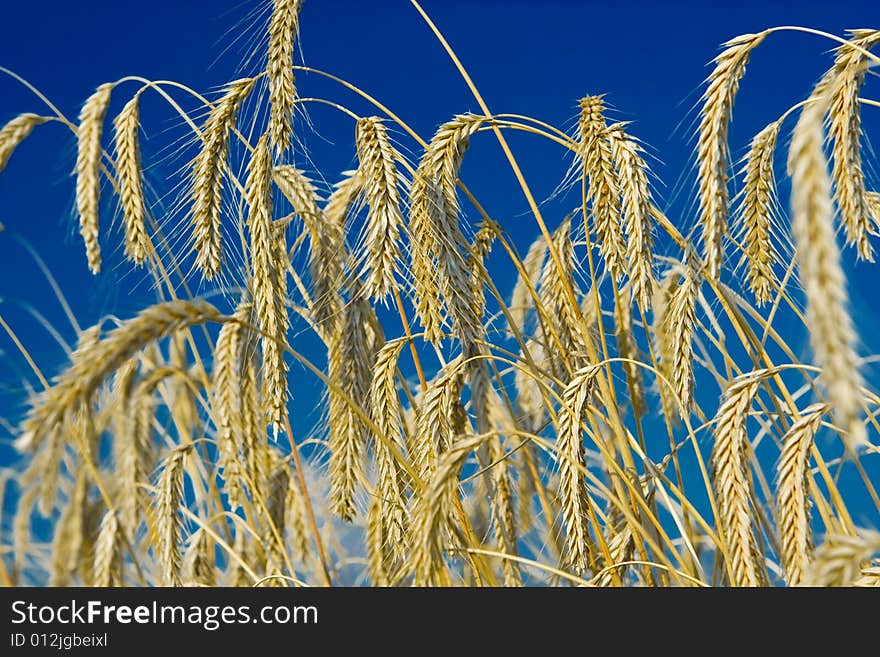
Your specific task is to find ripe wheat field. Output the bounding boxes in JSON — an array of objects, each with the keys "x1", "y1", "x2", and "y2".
[{"x1": 1, "y1": 0, "x2": 879, "y2": 587}]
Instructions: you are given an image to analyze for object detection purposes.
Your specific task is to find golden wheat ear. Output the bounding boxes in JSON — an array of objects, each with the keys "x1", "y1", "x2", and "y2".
[{"x1": 0, "y1": 113, "x2": 49, "y2": 173}]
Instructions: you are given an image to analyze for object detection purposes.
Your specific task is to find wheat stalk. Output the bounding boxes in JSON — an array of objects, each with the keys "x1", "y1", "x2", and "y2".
[
  {"x1": 246, "y1": 134, "x2": 288, "y2": 431},
  {"x1": 113, "y1": 94, "x2": 152, "y2": 265},
  {"x1": 191, "y1": 77, "x2": 255, "y2": 279},
  {"x1": 710, "y1": 372, "x2": 767, "y2": 586},
  {"x1": 356, "y1": 117, "x2": 405, "y2": 300},
  {"x1": 788, "y1": 81, "x2": 866, "y2": 451},
  {"x1": 577, "y1": 96, "x2": 626, "y2": 281},
  {"x1": 267, "y1": 0, "x2": 301, "y2": 153},
  {"x1": 0, "y1": 113, "x2": 48, "y2": 172},
  {"x1": 776, "y1": 404, "x2": 825, "y2": 586},
  {"x1": 75, "y1": 83, "x2": 113, "y2": 274},
  {"x1": 556, "y1": 364, "x2": 601, "y2": 575},
  {"x1": 698, "y1": 32, "x2": 767, "y2": 279}
]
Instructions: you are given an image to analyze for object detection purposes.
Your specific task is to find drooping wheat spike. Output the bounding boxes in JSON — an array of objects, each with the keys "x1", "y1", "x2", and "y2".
[
  {"x1": 241, "y1": 357, "x2": 269, "y2": 496},
  {"x1": 0, "y1": 113, "x2": 49, "y2": 173},
  {"x1": 267, "y1": 0, "x2": 301, "y2": 153},
  {"x1": 50, "y1": 471, "x2": 87, "y2": 586},
  {"x1": 698, "y1": 32, "x2": 767, "y2": 280},
  {"x1": 284, "y1": 466, "x2": 309, "y2": 563},
  {"x1": 191, "y1": 77, "x2": 255, "y2": 279},
  {"x1": 111, "y1": 358, "x2": 142, "y2": 535},
  {"x1": 661, "y1": 256, "x2": 699, "y2": 414},
  {"x1": 556, "y1": 364, "x2": 602, "y2": 575},
  {"x1": 776, "y1": 404, "x2": 826, "y2": 586},
  {"x1": 75, "y1": 83, "x2": 113, "y2": 274},
  {"x1": 356, "y1": 117, "x2": 405, "y2": 300},
  {"x1": 803, "y1": 530, "x2": 880, "y2": 587},
  {"x1": 468, "y1": 357, "x2": 522, "y2": 586},
  {"x1": 710, "y1": 372, "x2": 767, "y2": 587},
  {"x1": 328, "y1": 294, "x2": 374, "y2": 520},
  {"x1": 538, "y1": 217, "x2": 587, "y2": 377},
  {"x1": 826, "y1": 30, "x2": 880, "y2": 261},
  {"x1": 788, "y1": 82, "x2": 866, "y2": 452},
  {"x1": 592, "y1": 474, "x2": 655, "y2": 587},
  {"x1": 868, "y1": 191, "x2": 880, "y2": 229},
  {"x1": 509, "y1": 234, "x2": 547, "y2": 335},
  {"x1": 369, "y1": 339, "x2": 410, "y2": 560},
  {"x1": 168, "y1": 331, "x2": 198, "y2": 437},
  {"x1": 514, "y1": 339, "x2": 549, "y2": 433},
  {"x1": 17, "y1": 299, "x2": 222, "y2": 454},
  {"x1": 366, "y1": 494, "x2": 390, "y2": 586},
  {"x1": 113, "y1": 94, "x2": 152, "y2": 265},
  {"x1": 182, "y1": 527, "x2": 216, "y2": 587},
  {"x1": 93, "y1": 510, "x2": 121, "y2": 587},
  {"x1": 414, "y1": 357, "x2": 465, "y2": 483},
  {"x1": 213, "y1": 302, "x2": 251, "y2": 510},
  {"x1": 424, "y1": 114, "x2": 486, "y2": 346},
  {"x1": 607, "y1": 123, "x2": 655, "y2": 309},
  {"x1": 263, "y1": 455, "x2": 289, "y2": 578},
  {"x1": 734, "y1": 121, "x2": 779, "y2": 305},
  {"x1": 577, "y1": 96, "x2": 626, "y2": 281},
  {"x1": 408, "y1": 161, "x2": 446, "y2": 344},
  {"x1": 411, "y1": 433, "x2": 490, "y2": 586},
  {"x1": 246, "y1": 134, "x2": 288, "y2": 431},
  {"x1": 274, "y1": 165, "x2": 342, "y2": 331},
  {"x1": 153, "y1": 445, "x2": 189, "y2": 587},
  {"x1": 614, "y1": 289, "x2": 644, "y2": 419}
]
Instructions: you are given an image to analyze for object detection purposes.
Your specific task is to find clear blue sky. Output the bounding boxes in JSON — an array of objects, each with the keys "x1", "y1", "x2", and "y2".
[{"x1": 0, "y1": 0, "x2": 878, "y2": 507}]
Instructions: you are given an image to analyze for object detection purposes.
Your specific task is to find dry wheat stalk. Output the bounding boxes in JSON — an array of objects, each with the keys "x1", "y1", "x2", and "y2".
[
  {"x1": 113, "y1": 94, "x2": 152, "y2": 265},
  {"x1": 246, "y1": 134, "x2": 288, "y2": 431},
  {"x1": 75, "y1": 83, "x2": 113, "y2": 274},
  {"x1": 267, "y1": 0, "x2": 301, "y2": 153},
  {"x1": 557, "y1": 364, "x2": 602, "y2": 575},
  {"x1": 408, "y1": 161, "x2": 446, "y2": 344},
  {"x1": 698, "y1": 32, "x2": 767, "y2": 279},
  {"x1": 17, "y1": 299, "x2": 222, "y2": 454},
  {"x1": 213, "y1": 302, "x2": 252, "y2": 510},
  {"x1": 423, "y1": 115, "x2": 486, "y2": 346},
  {"x1": 328, "y1": 295, "x2": 374, "y2": 520},
  {"x1": 509, "y1": 234, "x2": 547, "y2": 334},
  {"x1": 153, "y1": 445, "x2": 189, "y2": 587},
  {"x1": 538, "y1": 217, "x2": 587, "y2": 377},
  {"x1": 577, "y1": 96, "x2": 626, "y2": 281},
  {"x1": 414, "y1": 357, "x2": 465, "y2": 483},
  {"x1": 93, "y1": 510, "x2": 121, "y2": 587},
  {"x1": 711, "y1": 372, "x2": 767, "y2": 586},
  {"x1": 607, "y1": 123, "x2": 655, "y2": 308},
  {"x1": 369, "y1": 339, "x2": 410, "y2": 560},
  {"x1": 803, "y1": 530, "x2": 880, "y2": 586},
  {"x1": 788, "y1": 82, "x2": 866, "y2": 451},
  {"x1": 826, "y1": 30, "x2": 880, "y2": 261},
  {"x1": 0, "y1": 113, "x2": 48, "y2": 172},
  {"x1": 735, "y1": 121, "x2": 779, "y2": 305},
  {"x1": 661, "y1": 257, "x2": 699, "y2": 414},
  {"x1": 356, "y1": 117, "x2": 405, "y2": 300},
  {"x1": 411, "y1": 433, "x2": 490, "y2": 586},
  {"x1": 191, "y1": 77, "x2": 255, "y2": 279},
  {"x1": 182, "y1": 527, "x2": 216, "y2": 587},
  {"x1": 776, "y1": 404, "x2": 825, "y2": 586}
]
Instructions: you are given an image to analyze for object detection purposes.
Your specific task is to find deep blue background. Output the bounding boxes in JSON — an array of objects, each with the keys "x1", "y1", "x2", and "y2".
[{"x1": 1, "y1": 0, "x2": 878, "y2": 534}]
